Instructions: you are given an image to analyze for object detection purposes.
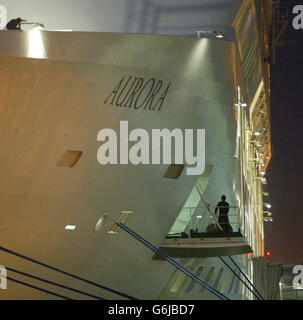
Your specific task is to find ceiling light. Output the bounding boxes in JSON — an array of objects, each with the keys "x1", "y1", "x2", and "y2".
[
  {"x1": 256, "y1": 177, "x2": 267, "y2": 184},
  {"x1": 234, "y1": 102, "x2": 247, "y2": 107},
  {"x1": 264, "y1": 217, "x2": 273, "y2": 222},
  {"x1": 214, "y1": 31, "x2": 224, "y2": 38}
]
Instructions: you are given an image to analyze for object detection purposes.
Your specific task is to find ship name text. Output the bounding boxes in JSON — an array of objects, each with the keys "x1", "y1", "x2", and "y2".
[{"x1": 104, "y1": 75, "x2": 171, "y2": 111}]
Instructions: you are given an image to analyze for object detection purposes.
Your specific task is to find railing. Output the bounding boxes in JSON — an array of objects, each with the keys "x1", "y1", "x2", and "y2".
[{"x1": 167, "y1": 206, "x2": 241, "y2": 239}]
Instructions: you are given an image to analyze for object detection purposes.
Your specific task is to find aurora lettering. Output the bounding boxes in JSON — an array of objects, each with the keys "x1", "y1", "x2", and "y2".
[{"x1": 104, "y1": 75, "x2": 171, "y2": 111}]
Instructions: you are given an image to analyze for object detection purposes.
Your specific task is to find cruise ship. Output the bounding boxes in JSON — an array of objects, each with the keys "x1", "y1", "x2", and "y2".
[{"x1": 0, "y1": 0, "x2": 283, "y2": 300}]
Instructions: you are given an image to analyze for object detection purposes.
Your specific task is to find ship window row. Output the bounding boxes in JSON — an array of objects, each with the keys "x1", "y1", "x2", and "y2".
[
  {"x1": 165, "y1": 265, "x2": 244, "y2": 298},
  {"x1": 57, "y1": 151, "x2": 185, "y2": 180}
]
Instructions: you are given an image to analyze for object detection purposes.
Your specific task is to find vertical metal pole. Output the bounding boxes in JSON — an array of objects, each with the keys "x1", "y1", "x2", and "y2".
[
  {"x1": 189, "y1": 208, "x2": 192, "y2": 239},
  {"x1": 237, "y1": 86, "x2": 245, "y2": 237}
]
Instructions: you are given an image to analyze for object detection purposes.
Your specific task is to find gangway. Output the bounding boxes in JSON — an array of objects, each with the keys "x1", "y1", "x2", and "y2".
[
  {"x1": 156, "y1": 235, "x2": 252, "y2": 259},
  {"x1": 154, "y1": 204, "x2": 253, "y2": 260}
]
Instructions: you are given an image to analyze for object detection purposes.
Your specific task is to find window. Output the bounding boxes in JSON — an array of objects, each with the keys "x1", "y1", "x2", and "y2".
[
  {"x1": 57, "y1": 150, "x2": 83, "y2": 168},
  {"x1": 200, "y1": 267, "x2": 215, "y2": 293},
  {"x1": 186, "y1": 266, "x2": 204, "y2": 293},
  {"x1": 163, "y1": 164, "x2": 185, "y2": 179},
  {"x1": 213, "y1": 268, "x2": 224, "y2": 289},
  {"x1": 170, "y1": 266, "x2": 193, "y2": 294}
]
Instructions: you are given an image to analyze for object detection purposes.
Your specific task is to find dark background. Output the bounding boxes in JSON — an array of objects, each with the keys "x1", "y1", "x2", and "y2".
[{"x1": 265, "y1": 0, "x2": 303, "y2": 264}]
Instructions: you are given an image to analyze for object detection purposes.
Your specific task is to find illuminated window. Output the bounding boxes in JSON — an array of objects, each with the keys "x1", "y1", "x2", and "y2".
[
  {"x1": 213, "y1": 268, "x2": 224, "y2": 289},
  {"x1": 200, "y1": 267, "x2": 215, "y2": 293},
  {"x1": 170, "y1": 266, "x2": 193, "y2": 294},
  {"x1": 57, "y1": 151, "x2": 83, "y2": 168},
  {"x1": 234, "y1": 270, "x2": 241, "y2": 294},
  {"x1": 186, "y1": 266, "x2": 204, "y2": 293},
  {"x1": 164, "y1": 164, "x2": 185, "y2": 179},
  {"x1": 220, "y1": 269, "x2": 231, "y2": 294},
  {"x1": 228, "y1": 269, "x2": 237, "y2": 294}
]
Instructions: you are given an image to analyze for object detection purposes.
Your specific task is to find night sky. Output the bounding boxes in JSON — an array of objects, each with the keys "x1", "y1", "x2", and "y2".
[{"x1": 265, "y1": 0, "x2": 303, "y2": 264}]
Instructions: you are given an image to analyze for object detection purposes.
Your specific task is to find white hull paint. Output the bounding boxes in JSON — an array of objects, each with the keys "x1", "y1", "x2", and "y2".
[{"x1": 0, "y1": 31, "x2": 246, "y2": 299}]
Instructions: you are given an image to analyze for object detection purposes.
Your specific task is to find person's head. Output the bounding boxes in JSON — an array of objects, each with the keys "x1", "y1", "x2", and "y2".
[
  {"x1": 16, "y1": 18, "x2": 22, "y2": 23},
  {"x1": 221, "y1": 195, "x2": 226, "y2": 201}
]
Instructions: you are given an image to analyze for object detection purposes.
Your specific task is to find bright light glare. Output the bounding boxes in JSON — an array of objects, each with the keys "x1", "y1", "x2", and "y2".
[
  {"x1": 184, "y1": 38, "x2": 208, "y2": 76},
  {"x1": 65, "y1": 225, "x2": 76, "y2": 230},
  {"x1": 28, "y1": 29, "x2": 46, "y2": 59},
  {"x1": 48, "y1": 29, "x2": 73, "y2": 32}
]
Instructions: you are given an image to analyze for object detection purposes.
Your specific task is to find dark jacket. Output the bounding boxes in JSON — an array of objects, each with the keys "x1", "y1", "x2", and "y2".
[
  {"x1": 6, "y1": 19, "x2": 21, "y2": 30},
  {"x1": 215, "y1": 201, "x2": 229, "y2": 215}
]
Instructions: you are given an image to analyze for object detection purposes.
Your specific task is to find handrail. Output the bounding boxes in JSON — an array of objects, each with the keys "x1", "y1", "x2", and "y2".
[
  {"x1": 168, "y1": 205, "x2": 241, "y2": 238},
  {"x1": 182, "y1": 206, "x2": 239, "y2": 209}
]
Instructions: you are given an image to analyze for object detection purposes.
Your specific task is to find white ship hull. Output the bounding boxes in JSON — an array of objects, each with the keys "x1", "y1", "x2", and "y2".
[{"x1": 0, "y1": 30, "x2": 247, "y2": 299}]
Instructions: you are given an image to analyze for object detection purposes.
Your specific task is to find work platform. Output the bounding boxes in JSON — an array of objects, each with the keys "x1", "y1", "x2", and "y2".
[{"x1": 153, "y1": 232, "x2": 252, "y2": 260}]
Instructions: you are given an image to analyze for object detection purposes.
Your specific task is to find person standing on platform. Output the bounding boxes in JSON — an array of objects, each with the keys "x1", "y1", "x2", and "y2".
[{"x1": 215, "y1": 195, "x2": 232, "y2": 233}]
